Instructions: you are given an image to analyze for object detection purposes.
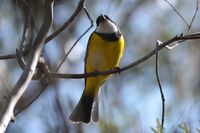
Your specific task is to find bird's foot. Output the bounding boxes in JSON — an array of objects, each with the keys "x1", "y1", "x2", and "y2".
[{"x1": 112, "y1": 66, "x2": 121, "y2": 75}]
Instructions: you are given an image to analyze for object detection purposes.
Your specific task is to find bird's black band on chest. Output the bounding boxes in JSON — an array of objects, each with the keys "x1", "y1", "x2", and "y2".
[{"x1": 95, "y1": 31, "x2": 121, "y2": 41}]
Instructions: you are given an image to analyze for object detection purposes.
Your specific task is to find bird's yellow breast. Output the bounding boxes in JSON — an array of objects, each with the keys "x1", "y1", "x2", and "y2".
[
  {"x1": 86, "y1": 32, "x2": 124, "y2": 72},
  {"x1": 84, "y1": 32, "x2": 124, "y2": 96}
]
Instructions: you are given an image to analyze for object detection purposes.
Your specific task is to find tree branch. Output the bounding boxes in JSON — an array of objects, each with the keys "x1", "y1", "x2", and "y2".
[
  {"x1": 0, "y1": 54, "x2": 16, "y2": 60},
  {"x1": 46, "y1": 32, "x2": 200, "y2": 79},
  {"x1": 188, "y1": 0, "x2": 199, "y2": 31},
  {"x1": 18, "y1": 0, "x2": 34, "y2": 53},
  {"x1": 0, "y1": 0, "x2": 54, "y2": 132}
]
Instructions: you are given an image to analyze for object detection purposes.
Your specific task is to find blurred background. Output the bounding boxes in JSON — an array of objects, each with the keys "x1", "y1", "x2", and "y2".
[{"x1": 0, "y1": 0, "x2": 200, "y2": 132}]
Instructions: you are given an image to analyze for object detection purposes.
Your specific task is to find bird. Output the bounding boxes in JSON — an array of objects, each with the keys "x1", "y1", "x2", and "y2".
[{"x1": 69, "y1": 14, "x2": 125, "y2": 123}]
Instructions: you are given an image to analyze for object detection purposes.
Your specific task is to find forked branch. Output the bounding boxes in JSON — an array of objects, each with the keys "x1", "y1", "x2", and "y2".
[{"x1": 0, "y1": 0, "x2": 54, "y2": 132}]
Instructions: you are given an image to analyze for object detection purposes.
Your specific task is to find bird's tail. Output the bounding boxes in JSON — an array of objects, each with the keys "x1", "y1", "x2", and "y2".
[{"x1": 69, "y1": 93, "x2": 94, "y2": 124}]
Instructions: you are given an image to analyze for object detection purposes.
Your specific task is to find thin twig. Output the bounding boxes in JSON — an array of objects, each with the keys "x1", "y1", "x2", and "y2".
[
  {"x1": 18, "y1": 0, "x2": 34, "y2": 53},
  {"x1": 0, "y1": 54, "x2": 16, "y2": 60},
  {"x1": 45, "y1": 0, "x2": 85, "y2": 44},
  {"x1": 164, "y1": 0, "x2": 190, "y2": 27},
  {"x1": 156, "y1": 41, "x2": 165, "y2": 132},
  {"x1": 56, "y1": 7, "x2": 93, "y2": 71},
  {"x1": 188, "y1": 0, "x2": 199, "y2": 31},
  {"x1": 54, "y1": 87, "x2": 70, "y2": 133}
]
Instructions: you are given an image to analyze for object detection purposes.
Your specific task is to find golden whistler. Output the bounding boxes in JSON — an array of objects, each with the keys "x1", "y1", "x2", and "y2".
[{"x1": 69, "y1": 14, "x2": 125, "y2": 123}]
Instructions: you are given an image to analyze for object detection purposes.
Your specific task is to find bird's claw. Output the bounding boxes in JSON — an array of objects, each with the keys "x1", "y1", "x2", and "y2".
[{"x1": 112, "y1": 66, "x2": 121, "y2": 75}]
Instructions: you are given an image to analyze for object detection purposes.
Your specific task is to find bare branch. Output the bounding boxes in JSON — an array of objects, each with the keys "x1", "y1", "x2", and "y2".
[
  {"x1": 54, "y1": 87, "x2": 70, "y2": 132},
  {"x1": 46, "y1": 32, "x2": 200, "y2": 79},
  {"x1": 0, "y1": 0, "x2": 54, "y2": 132},
  {"x1": 156, "y1": 41, "x2": 165, "y2": 132},
  {"x1": 164, "y1": 0, "x2": 190, "y2": 27},
  {"x1": 56, "y1": 7, "x2": 94, "y2": 71},
  {"x1": 0, "y1": 54, "x2": 16, "y2": 60},
  {"x1": 16, "y1": 49, "x2": 26, "y2": 69}
]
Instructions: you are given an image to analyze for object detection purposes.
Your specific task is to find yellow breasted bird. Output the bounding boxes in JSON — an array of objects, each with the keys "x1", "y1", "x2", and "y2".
[{"x1": 69, "y1": 14, "x2": 125, "y2": 123}]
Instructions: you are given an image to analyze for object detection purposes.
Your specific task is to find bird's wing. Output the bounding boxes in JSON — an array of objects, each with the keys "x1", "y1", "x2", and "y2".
[{"x1": 84, "y1": 32, "x2": 95, "y2": 85}]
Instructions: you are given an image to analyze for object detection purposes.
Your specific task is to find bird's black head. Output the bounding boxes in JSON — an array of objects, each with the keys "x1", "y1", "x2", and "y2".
[{"x1": 96, "y1": 14, "x2": 111, "y2": 26}]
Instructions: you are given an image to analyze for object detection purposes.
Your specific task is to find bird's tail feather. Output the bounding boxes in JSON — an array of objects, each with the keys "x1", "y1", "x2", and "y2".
[
  {"x1": 69, "y1": 94, "x2": 94, "y2": 124},
  {"x1": 91, "y1": 92, "x2": 99, "y2": 123}
]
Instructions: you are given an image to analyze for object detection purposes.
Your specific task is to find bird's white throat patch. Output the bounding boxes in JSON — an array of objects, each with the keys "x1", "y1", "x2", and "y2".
[{"x1": 96, "y1": 20, "x2": 118, "y2": 34}]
